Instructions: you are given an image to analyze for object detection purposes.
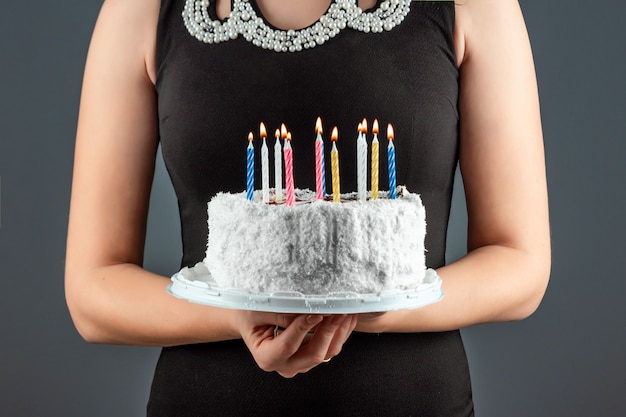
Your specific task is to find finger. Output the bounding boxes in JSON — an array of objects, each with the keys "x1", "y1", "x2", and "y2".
[
  {"x1": 273, "y1": 313, "x2": 298, "y2": 329},
  {"x1": 290, "y1": 315, "x2": 349, "y2": 366},
  {"x1": 322, "y1": 314, "x2": 357, "y2": 360},
  {"x1": 239, "y1": 311, "x2": 297, "y2": 329},
  {"x1": 271, "y1": 315, "x2": 324, "y2": 358},
  {"x1": 273, "y1": 316, "x2": 355, "y2": 377},
  {"x1": 273, "y1": 316, "x2": 346, "y2": 375},
  {"x1": 293, "y1": 315, "x2": 356, "y2": 373}
]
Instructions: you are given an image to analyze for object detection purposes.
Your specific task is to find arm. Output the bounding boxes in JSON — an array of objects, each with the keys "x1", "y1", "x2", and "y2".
[
  {"x1": 65, "y1": 0, "x2": 354, "y2": 376},
  {"x1": 357, "y1": 0, "x2": 550, "y2": 332},
  {"x1": 65, "y1": 0, "x2": 238, "y2": 346}
]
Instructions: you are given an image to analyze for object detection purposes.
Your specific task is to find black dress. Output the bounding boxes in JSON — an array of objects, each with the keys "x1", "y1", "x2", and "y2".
[{"x1": 149, "y1": 0, "x2": 474, "y2": 415}]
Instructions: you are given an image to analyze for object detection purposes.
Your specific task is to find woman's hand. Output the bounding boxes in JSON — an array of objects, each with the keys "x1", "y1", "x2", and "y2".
[{"x1": 235, "y1": 312, "x2": 357, "y2": 378}]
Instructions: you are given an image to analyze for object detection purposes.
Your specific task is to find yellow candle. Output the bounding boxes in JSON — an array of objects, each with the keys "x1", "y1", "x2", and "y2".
[
  {"x1": 371, "y1": 119, "x2": 379, "y2": 200},
  {"x1": 331, "y1": 127, "x2": 341, "y2": 202}
]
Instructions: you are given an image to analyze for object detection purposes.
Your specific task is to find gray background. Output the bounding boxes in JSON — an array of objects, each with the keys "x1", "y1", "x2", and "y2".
[{"x1": 1, "y1": 0, "x2": 625, "y2": 415}]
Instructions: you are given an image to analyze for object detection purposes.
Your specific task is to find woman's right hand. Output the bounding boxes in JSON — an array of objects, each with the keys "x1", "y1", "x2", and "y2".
[{"x1": 234, "y1": 311, "x2": 357, "y2": 378}]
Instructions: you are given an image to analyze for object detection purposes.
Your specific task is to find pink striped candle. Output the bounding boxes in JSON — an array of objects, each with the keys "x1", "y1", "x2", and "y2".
[
  {"x1": 283, "y1": 132, "x2": 295, "y2": 207},
  {"x1": 314, "y1": 117, "x2": 325, "y2": 200}
]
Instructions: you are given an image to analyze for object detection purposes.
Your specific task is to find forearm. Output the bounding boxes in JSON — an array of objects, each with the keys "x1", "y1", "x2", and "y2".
[
  {"x1": 356, "y1": 244, "x2": 550, "y2": 333},
  {"x1": 66, "y1": 263, "x2": 240, "y2": 346}
]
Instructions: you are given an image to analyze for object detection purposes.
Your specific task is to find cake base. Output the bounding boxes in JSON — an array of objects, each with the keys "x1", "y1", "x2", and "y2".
[{"x1": 168, "y1": 262, "x2": 443, "y2": 314}]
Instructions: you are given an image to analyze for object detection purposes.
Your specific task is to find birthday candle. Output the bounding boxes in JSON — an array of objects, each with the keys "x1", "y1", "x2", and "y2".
[
  {"x1": 315, "y1": 117, "x2": 325, "y2": 201},
  {"x1": 274, "y1": 129, "x2": 283, "y2": 201},
  {"x1": 284, "y1": 132, "x2": 295, "y2": 207},
  {"x1": 357, "y1": 119, "x2": 368, "y2": 202},
  {"x1": 371, "y1": 119, "x2": 379, "y2": 200},
  {"x1": 331, "y1": 127, "x2": 341, "y2": 203},
  {"x1": 387, "y1": 124, "x2": 397, "y2": 200},
  {"x1": 260, "y1": 123, "x2": 270, "y2": 203},
  {"x1": 280, "y1": 123, "x2": 289, "y2": 201},
  {"x1": 246, "y1": 132, "x2": 254, "y2": 202}
]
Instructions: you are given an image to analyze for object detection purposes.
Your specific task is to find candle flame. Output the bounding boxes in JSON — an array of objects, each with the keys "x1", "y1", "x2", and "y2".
[
  {"x1": 315, "y1": 117, "x2": 323, "y2": 134},
  {"x1": 281, "y1": 123, "x2": 288, "y2": 139},
  {"x1": 387, "y1": 124, "x2": 394, "y2": 141},
  {"x1": 357, "y1": 122, "x2": 363, "y2": 134},
  {"x1": 361, "y1": 118, "x2": 368, "y2": 133},
  {"x1": 260, "y1": 122, "x2": 267, "y2": 139},
  {"x1": 331, "y1": 126, "x2": 339, "y2": 142},
  {"x1": 373, "y1": 119, "x2": 379, "y2": 134},
  {"x1": 275, "y1": 128, "x2": 280, "y2": 139},
  {"x1": 248, "y1": 132, "x2": 254, "y2": 142},
  {"x1": 286, "y1": 132, "x2": 292, "y2": 141}
]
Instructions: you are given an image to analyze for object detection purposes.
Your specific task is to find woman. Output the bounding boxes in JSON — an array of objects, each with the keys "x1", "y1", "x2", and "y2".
[{"x1": 66, "y1": 0, "x2": 550, "y2": 415}]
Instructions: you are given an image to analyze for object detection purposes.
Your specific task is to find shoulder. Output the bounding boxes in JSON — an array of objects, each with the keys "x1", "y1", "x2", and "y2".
[
  {"x1": 454, "y1": 0, "x2": 528, "y2": 67},
  {"x1": 91, "y1": 0, "x2": 161, "y2": 84}
]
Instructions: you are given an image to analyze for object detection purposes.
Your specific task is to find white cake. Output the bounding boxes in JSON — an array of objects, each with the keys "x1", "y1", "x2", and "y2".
[{"x1": 203, "y1": 186, "x2": 426, "y2": 295}]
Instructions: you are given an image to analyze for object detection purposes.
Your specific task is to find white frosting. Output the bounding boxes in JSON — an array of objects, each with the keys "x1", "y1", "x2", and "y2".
[{"x1": 204, "y1": 187, "x2": 426, "y2": 294}]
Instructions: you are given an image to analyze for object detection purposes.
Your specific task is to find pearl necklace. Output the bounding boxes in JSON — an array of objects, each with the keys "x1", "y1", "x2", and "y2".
[{"x1": 183, "y1": 0, "x2": 413, "y2": 52}]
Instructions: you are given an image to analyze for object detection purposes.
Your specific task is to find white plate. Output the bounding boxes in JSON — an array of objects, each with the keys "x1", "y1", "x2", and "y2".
[{"x1": 168, "y1": 263, "x2": 443, "y2": 314}]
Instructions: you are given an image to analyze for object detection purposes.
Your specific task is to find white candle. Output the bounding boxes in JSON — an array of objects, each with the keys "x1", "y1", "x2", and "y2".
[
  {"x1": 274, "y1": 128, "x2": 283, "y2": 201},
  {"x1": 260, "y1": 123, "x2": 270, "y2": 203}
]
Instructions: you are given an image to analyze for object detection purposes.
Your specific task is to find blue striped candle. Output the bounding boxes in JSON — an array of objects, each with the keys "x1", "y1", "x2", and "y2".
[
  {"x1": 246, "y1": 132, "x2": 254, "y2": 201},
  {"x1": 387, "y1": 124, "x2": 397, "y2": 199}
]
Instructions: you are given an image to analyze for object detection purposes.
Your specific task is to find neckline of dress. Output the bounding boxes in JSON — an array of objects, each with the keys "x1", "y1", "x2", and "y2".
[
  {"x1": 244, "y1": 0, "x2": 384, "y2": 32},
  {"x1": 183, "y1": 0, "x2": 415, "y2": 53}
]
